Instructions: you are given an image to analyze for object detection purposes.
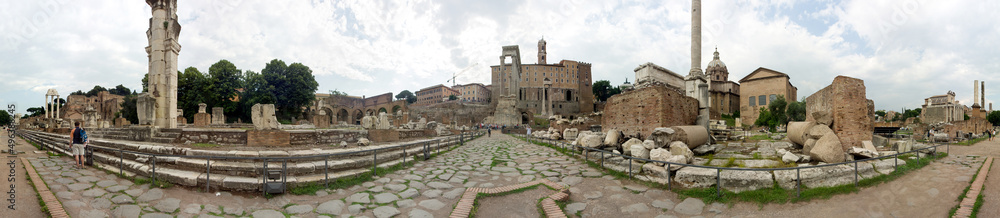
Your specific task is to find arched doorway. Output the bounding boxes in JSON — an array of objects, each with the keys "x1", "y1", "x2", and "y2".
[
  {"x1": 378, "y1": 107, "x2": 387, "y2": 114},
  {"x1": 353, "y1": 109, "x2": 363, "y2": 125},
  {"x1": 392, "y1": 105, "x2": 402, "y2": 115},
  {"x1": 366, "y1": 109, "x2": 375, "y2": 116},
  {"x1": 521, "y1": 112, "x2": 530, "y2": 125},
  {"x1": 337, "y1": 109, "x2": 349, "y2": 124}
]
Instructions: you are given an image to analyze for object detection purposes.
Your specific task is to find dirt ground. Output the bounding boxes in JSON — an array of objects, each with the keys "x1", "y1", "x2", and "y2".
[{"x1": 3, "y1": 130, "x2": 47, "y2": 218}]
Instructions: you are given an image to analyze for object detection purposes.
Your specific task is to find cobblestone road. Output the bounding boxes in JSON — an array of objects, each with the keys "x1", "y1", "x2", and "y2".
[{"x1": 24, "y1": 133, "x2": 988, "y2": 217}]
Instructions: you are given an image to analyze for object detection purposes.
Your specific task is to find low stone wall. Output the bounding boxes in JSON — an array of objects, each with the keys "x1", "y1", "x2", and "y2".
[
  {"x1": 246, "y1": 130, "x2": 291, "y2": 147},
  {"x1": 399, "y1": 129, "x2": 435, "y2": 140},
  {"x1": 177, "y1": 129, "x2": 247, "y2": 145},
  {"x1": 288, "y1": 129, "x2": 367, "y2": 146},
  {"x1": 81, "y1": 127, "x2": 155, "y2": 141}
]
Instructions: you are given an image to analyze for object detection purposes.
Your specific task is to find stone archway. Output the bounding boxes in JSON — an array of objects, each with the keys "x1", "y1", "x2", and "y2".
[
  {"x1": 521, "y1": 112, "x2": 530, "y2": 125},
  {"x1": 337, "y1": 109, "x2": 349, "y2": 124},
  {"x1": 392, "y1": 105, "x2": 402, "y2": 114},
  {"x1": 353, "y1": 109, "x2": 363, "y2": 125},
  {"x1": 378, "y1": 107, "x2": 387, "y2": 114},
  {"x1": 366, "y1": 109, "x2": 375, "y2": 116}
]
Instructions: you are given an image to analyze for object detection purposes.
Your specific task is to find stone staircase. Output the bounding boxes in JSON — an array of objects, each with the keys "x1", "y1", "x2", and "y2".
[{"x1": 19, "y1": 129, "x2": 479, "y2": 192}]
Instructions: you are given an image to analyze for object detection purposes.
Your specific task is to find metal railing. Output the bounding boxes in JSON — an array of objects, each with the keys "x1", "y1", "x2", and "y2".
[
  {"x1": 20, "y1": 130, "x2": 482, "y2": 195},
  {"x1": 515, "y1": 134, "x2": 947, "y2": 197}
]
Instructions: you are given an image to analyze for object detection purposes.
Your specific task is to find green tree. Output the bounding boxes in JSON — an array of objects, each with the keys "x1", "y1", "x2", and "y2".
[
  {"x1": 119, "y1": 94, "x2": 138, "y2": 124},
  {"x1": 965, "y1": 114, "x2": 971, "y2": 120},
  {"x1": 396, "y1": 90, "x2": 417, "y2": 103},
  {"x1": 86, "y1": 85, "x2": 108, "y2": 96},
  {"x1": 108, "y1": 84, "x2": 132, "y2": 96},
  {"x1": 987, "y1": 111, "x2": 1000, "y2": 126},
  {"x1": 70, "y1": 90, "x2": 85, "y2": 96},
  {"x1": 754, "y1": 107, "x2": 775, "y2": 130},
  {"x1": 236, "y1": 70, "x2": 276, "y2": 122},
  {"x1": 592, "y1": 80, "x2": 621, "y2": 102},
  {"x1": 330, "y1": 89, "x2": 348, "y2": 96},
  {"x1": 26, "y1": 107, "x2": 45, "y2": 117},
  {"x1": 875, "y1": 110, "x2": 887, "y2": 118},
  {"x1": 767, "y1": 95, "x2": 788, "y2": 125},
  {"x1": 142, "y1": 73, "x2": 149, "y2": 92},
  {"x1": 207, "y1": 59, "x2": 244, "y2": 120},
  {"x1": 449, "y1": 95, "x2": 458, "y2": 100},
  {"x1": 261, "y1": 59, "x2": 319, "y2": 121},
  {"x1": 177, "y1": 67, "x2": 211, "y2": 121},
  {"x1": 0, "y1": 110, "x2": 12, "y2": 126},
  {"x1": 786, "y1": 100, "x2": 807, "y2": 122}
]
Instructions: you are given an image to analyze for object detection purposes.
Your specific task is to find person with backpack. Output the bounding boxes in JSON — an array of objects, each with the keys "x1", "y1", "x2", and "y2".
[{"x1": 69, "y1": 122, "x2": 89, "y2": 169}]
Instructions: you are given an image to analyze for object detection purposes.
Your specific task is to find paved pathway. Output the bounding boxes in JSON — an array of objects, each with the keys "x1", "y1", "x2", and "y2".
[
  {"x1": 949, "y1": 138, "x2": 1000, "y2": 218},
  {"x1": 22, "y1": 132, "x2": 997, "y2": 217},
  {"x1": 2, "y1": 130, "x2": 48, "y2": 218}
]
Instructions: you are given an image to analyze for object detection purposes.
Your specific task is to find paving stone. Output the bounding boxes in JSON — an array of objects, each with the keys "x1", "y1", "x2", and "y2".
[
  {"x1": 251, "y1": 209, "x2": 285, "y2": 218},
  {"x1": 316, "y1": 190, "x2": 329, "y2": 197},
  {"x1": 651, "y1": 199, "x2": 675, "y2": 210},
  {"x1": 708, "y1": 202, "x2": 725, "y2": 214},
  {"x1": 154, "y1": 198, "x2": 181, "y2": 213},
  {"x1": 342, "y1": 204, "x2": 362, "y2": 214},
  {"x1": 479, "y1": 183, "x2": 495, "y2": 188},
  {"x1": 61, "y1": 172, "x2": 81, "y2": 177},
  {"x1": 223, "y1": 206, "x2": 244, "y2": 215},
  {"x1": 583, "y1": 191, "x2": 602, "y2": 199},
  {"x1": 56, "y1": 191, "x2": 74, "y2": 199},
  {"x1": 419, "y1": 199, "x2": 446, "y2": 211},
  {"x1": 409, "y1": 182, "x2": 426, "y2": 189},
  {"x1": 77, "y1": 176, "x2": 101, "y2": 183},
  {"x1": 316, "y1": 199, "x2": 345, "y2": 214},
  {"x1": 624, "y1": 185, "x2": 649, "y2": 193},
  {"x1": 348, "y1": 192, "x2": 370, "y2": 204},
  {"x1": 620, "y1": 203, "x2": 650, "y2": 213},
  {"x1": 286, "y1": 204, "x2": 314, "y2": 214},
  {"x1": 403, "y1": 175, "x2": 423, "y2": 180},
  {"x1": 422, "y1": 189, "x2": 442, "y2": 198},
  {"x1": 112, "y1": 205, "x2": 142, "y2": 218},
  {"x1": 96, "y1": 180, "x2": 118, "y2": 188},
  {"x1": 203, "y1": 204, "x2": 222, "y2": 214},
  {"x1": 64, "y1": 200, "x2": 86, "y2": 208},
  {"x1": 399, "y1": 188, "x2": 419, "y2": 199},
  {"x1": 386, "y1": 184, "x2": 407, "y2": 192},
  {"x1": 141, "y1": 213, "x2": 173, "y2": 218},
  {"x1": 79, "y1": 209, "x2": 108, "y2": 218},
  {"x1": 427, "y1": 181, "x2": 453, "y2": 189},
  {"x1": 442, "y1": 188, "x2": 465, "y2": 199},
  {"x1": 362, "y1": 182, "x2": 376, "y2": 188},
  {"x1": 562, "y1": 176, "x2": 583, "y2": 185},
  {"x1": 373, "y1": 206, "x2": 400, "y2": 218},
  {"x1": 111, "y1": 195, "x2": 134, "y2": 204},
  {"x1": 137, "y1": 188, "x2": 164, "y2": 202},
  {"x1": 674, "y1": 198, "x2": 705, "y2": 215},
  {"x1": 68, "y1": 183, "x2": 93, "y2": 191},
  {"x1": 368, "y1": 186, "x2": 385, "y2": 192},
  {"x1": 396, "y1": 199, "x2": 416, "y2": 208},
  {"x1": 91, "y1": 198, "x2": 113, "y2": 209},
  {"x1": 408, "y1": 208, "x2": 434, "y2": 218},
  {"x1": 106, "y1": 185, "x2": 129, "y2": 193},
  {"x1": 566, "y1": 203, "x2": 587, "y2": 215},
  {"x1": 541, "y1": 171, "x2": 560, "y2": 177},
  {"x1": 374, "y1": 193, "x2": 400, "y2": 204},
  {"x1": 125, "y1": 189, "x2": 144, "y2": 196},
  {"x1": 83, "y1": 188, "x2": 108, "y2": 197},
  {"x1": 376, "y1": 177, "x2": 391, "y2": 183},
  {"x1": 582, "y1": 171, "x2": 603, "y2": 177},
  {"x1": 182, "y1": 203, "x2": 202, "y2": 214}
]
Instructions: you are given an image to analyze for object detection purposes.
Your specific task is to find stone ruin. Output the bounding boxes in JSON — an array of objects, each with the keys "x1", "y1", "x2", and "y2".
[
  {"x1": 211, "y1": 107, "x2": 226, "y2": 125},
  {"x1": 787, "y1": 76, "x2": 875, "y2": 163},
  {"x1": 193, "y1": 103, "x2": 210, "y2": 127},
  {"x1": 251, "y1": 104, "x2": 279, "y2": 130}
]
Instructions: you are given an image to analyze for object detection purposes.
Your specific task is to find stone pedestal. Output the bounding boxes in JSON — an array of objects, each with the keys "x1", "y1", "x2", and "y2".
[
  {"x1": 313, "y1": 115, "x2": 330, "y2": 129},
  {"x1": 211, "y1": 107, "x2": 225, "y2": 125},
  {"x1": 250, "y1": 104, "x2": 279, "y2": 130},
  {"x1": 137, "y1": 93, "x2": 156, "y2": 125},
  {"x1": 487, "y1": 95, "x2": 521, "y2": 125},
  {"x1": 114, "y1": 117, "x2": 130, "y2": 128},
  {"x1": 193, "y1": 113, "x2": 210, "y2": 127},
  {"x1": 177, "y1": 116, "x2": 187, "y2": 125}
]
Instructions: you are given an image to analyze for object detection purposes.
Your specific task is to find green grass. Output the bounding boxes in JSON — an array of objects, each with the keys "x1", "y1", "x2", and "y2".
[
  {"x1": 746, "y1": 134, "x2": 771, "y2": 141},
  {"x1": 514, "y1": 134, "x2": 949, "y2": 206},
  {"x1": 721, "y1": 157, "x2": 738, "y2": 168},
  {"x1": 952, "y1": 136, "x2": 988, "y2": 146}
]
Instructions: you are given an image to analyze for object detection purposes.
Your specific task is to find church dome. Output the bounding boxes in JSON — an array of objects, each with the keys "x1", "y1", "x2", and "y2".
[{"x1": 706, "y1": 47, "x2": 726, "y2": 70}]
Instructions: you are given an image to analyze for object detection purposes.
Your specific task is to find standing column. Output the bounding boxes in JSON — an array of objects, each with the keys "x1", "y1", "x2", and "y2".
[
  {"x1": 45, "y1": 95, "x2": 50, "y2": 119},
  {"x1": 690, "y1": 0, "x2": 702, "y2": 75},
  {"x1": 55, "y1": 95, "x2": 60, "y2": 119}
]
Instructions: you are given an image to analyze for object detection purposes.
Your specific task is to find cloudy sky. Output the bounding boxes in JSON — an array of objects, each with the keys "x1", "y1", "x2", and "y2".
[{"x1": 2, "y1": 0, "x2": 999, "y2": 115}]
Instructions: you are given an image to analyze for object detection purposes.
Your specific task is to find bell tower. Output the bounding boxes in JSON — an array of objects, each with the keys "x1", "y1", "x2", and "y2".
[{"x1": 537, "y1": 37, "x2": 547, "y2": 64}]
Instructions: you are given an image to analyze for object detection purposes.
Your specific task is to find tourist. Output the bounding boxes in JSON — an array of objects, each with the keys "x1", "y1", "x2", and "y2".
[
  {"x1": 526, "y1": 126, "x2": 532, "y2": 137},
  {"x1": 69, "y1": 122, "x2": 89, "y2": 169},
  {"x1": 487, "y1": 128, "x2": 491, "y2": 137}
]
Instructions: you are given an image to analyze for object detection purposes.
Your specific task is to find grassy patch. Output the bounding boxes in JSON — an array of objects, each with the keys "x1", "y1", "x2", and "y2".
[
  {"x1": 721, "y1": 157, "x2": 738, "y2": 168},
  {"x1": 746, "y1": 134, "x2": 771, "y2": 141},
  {"x1": 952, "y1": 136, "x2": 988, "y2": 146}
]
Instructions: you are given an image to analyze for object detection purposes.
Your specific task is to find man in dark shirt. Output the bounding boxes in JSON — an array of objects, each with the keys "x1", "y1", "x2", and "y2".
[{"x1": 69, "y1": 122, "x2": 88, "y2": 169}]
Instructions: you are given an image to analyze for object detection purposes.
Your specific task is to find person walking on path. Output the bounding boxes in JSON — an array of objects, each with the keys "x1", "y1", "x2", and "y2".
[{"x1": 69, "y1": 122, "x2": 89, "y2": 169}]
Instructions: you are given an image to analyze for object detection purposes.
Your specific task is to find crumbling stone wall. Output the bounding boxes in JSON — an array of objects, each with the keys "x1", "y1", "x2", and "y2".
[
  {"x1": 178, "y1": 130, "x2": 247, "y2": 145},
  {"x1": 603, "y1": 85, "x2": 698, "y2": 138},
  {"x1": 805, "y1": 76, "x2": 874, "y2": 150}
]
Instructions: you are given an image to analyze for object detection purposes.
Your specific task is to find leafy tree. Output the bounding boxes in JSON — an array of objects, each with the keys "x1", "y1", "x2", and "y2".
[
  {"x1": 768, "y1": 95, "x2": 788, "y2": 125},
  {"x1": 236, "y1": 70, "x2": 275, "y2": 122},
  {"x1": 397, "y1": 90, "x2": 417, "y2": 103},
  {"x1": 142, "y1": 73, "x2": 148, "y2": 92},
  {"x1": 86, "y1": 85, "x2": 108, "y2": 96},
  {"x1": 754, "y1": 107, "x2": 776, "y2": 130},
  {"x1": 330, "y1": 89, "x2": 348, "y2": 96},
  {"x1": 449, "y1": 95, "x2": 458, "y2": 100},
  {"x1": 207, "y1": 60, "x2": 244, "y2": 119},
  {"x1": 0, "y1": 110, "x2": 12, "y2": 126},
  {"x1": 987, "y1": 111, "x2": 1000, "y2": 126},
  {"x1": 786, "y1": 100, "x2": 807, "y2": 122},
  {"x1": 899, "y1": 108, "x2": 922, "y2": 122},
  {"x1": 108, "y1": 84, "x2": 132, "y2": 96},
  {"x1": 119, "y1": 94, "x2": 138, "y2": 124},
  {"x1": 177, "y1": 67, "x2": 211, "y2": 121},
  {"x1": 261, "y1": 59, "x2": 318, "y2": 121},
  {"x1": 26, "y1": 107, "x2": 45, "y2": 117},
  {"x1": 875, "y1": 110, "x2": 886, "y2": 118},
  {"x1": 965, "y1": 114, "x2": 971, "y2": 120},
  {"x1": 592, "y1": 80, "x2": 621, "y2": 102},
  {"x1": 70, "y1": 90, "x2": 85, "y2": 96}
]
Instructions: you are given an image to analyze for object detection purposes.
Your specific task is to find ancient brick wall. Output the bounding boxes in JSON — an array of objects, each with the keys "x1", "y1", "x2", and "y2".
[
  {"x1": 602, "y1": 85, "x2": 698, "y2": 138},
  {"x1": 943, "y1": 118, "x2": 992, "y2": 138},
  {"x1": 805, "y1": 76, "x2": 873, "y2": 150},
  {"x1": 247, "y1": 130, "x2": 291, "y2": 147},
  {"x1": 739, "y1": 75, "x2": 796, "y2": 126},
  {"x1": 287, "y1": 129, "x2": 366, "y2": 146}
]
